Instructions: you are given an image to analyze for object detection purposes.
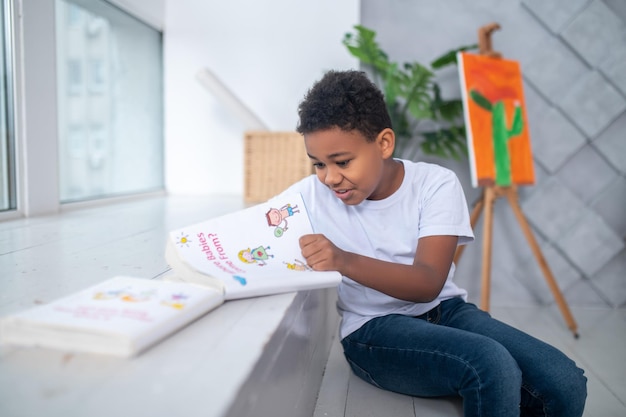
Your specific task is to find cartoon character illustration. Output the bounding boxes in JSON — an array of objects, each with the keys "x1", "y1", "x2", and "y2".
[
  {"x1": 266, "y1": 204, "x2": 300, "y2": 237},
  {"x1": 238, "y1": 245, "x2": 274, "y2": 266},
  {"x1": 284, "y1": 259, "x2": 312, "y2": 271}
]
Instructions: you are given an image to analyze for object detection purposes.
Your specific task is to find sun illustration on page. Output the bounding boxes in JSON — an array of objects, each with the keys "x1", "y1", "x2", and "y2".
[{"x1": 176, "y1": 232, "x2": 191, "y2": 247}]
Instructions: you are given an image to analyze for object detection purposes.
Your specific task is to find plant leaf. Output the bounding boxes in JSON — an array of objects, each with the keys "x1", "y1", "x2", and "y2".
[
  {"x1": 343, "y1": 25, "x2": 389, "y2": 75},
  {"x1": 400, "y1": 62, "x2": 434, "y2": 120},
  {"x1": 420, "y1": 128, "x2": 468, "y2": 160},
  {"x1": 434, "y1": 99, "x2": 464, "y2": 122},
  {"x1": 430, "y1": 44, "x2": 478, "y2": 69}
]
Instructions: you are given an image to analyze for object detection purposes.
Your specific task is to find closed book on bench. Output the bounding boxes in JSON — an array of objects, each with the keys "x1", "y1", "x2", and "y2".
[
  {"x1": 0, "y1": 276, "x2": 223, "y2": 357},
  {"x1": 164, "y1": 192, "x2": 342, "y2": 299}
]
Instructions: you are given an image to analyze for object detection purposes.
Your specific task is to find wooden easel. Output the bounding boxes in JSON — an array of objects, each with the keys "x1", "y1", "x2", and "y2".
[{"x1": 454, "y1": 23, "x2": 579, "y2": 338}]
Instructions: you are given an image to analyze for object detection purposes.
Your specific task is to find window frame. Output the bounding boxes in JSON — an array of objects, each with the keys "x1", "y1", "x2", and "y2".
[
  {"x1": 0, "y1": 0, "x2": 164, "y2": 221},
  {"x1": 0, "y1": 0, "x2": 16, "y2": 215}
]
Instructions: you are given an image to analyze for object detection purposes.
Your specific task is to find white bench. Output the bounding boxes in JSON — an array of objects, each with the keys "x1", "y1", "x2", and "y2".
[{"x1": 0, "y1": 195, "x2": 337, "y2": 417}]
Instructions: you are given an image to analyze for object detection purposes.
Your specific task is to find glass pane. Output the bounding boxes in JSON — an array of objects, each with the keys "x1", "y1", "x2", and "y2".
[
  {"x1": 0, "y1": 0, "x2": 16, "y2": 212},
  {"x1": 56, "y1": 0, "x2": 163, "y2": 202}
]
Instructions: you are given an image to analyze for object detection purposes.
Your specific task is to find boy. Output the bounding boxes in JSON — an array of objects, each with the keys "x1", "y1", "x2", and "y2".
[{"x1": 280, "y1": 70, "x2": 586, "y2": 417}]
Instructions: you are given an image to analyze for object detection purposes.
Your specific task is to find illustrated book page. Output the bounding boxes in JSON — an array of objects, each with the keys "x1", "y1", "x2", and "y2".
[
  {"x1": 0, "y1": 276, "x2": 224, "y2": 357},
  {"x1": 165, "y1": 192, "x2": 342, "y2": 299}
]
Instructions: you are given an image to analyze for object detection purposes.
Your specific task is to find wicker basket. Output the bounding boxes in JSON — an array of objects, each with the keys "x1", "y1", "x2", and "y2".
[{"x1": 244, "y1": 131, "x2": 314, "y2": 203}]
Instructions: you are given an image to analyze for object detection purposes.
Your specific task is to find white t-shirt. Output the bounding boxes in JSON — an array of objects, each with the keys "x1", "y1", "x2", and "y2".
[{"x1": 279, "y1": 160, "x2": 474, "y2": 339}]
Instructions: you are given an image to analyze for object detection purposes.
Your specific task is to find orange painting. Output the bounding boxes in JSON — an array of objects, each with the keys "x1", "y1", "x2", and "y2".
[{"x1": 457, "y1": 52, "x2": 535, "y2": 188}]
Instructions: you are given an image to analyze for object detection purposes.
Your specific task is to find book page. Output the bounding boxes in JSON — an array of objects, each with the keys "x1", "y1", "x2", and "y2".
[
  {"x1": 166, "y1": 193, "x2": 341, "y2": 299},
  {"x1": 0, "y1": 277, "x2": 224, "y2": 357}
]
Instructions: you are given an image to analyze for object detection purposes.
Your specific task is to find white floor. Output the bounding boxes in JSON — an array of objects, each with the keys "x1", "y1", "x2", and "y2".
[{"x1": 314, "y1": 306, "x2": 626, "y2": 417}]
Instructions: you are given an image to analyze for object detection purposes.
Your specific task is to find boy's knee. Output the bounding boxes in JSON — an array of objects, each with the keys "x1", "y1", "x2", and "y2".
[
  {"x1": 459, "y1": 341, "x2": 522, "y2": 416},
  {"x1": 524, "y1": 359, "x2": 587, "y2": 417},
  {"x1": 551, "y1": 364, "x2": 587, "y2": 417},
  {"x1": 488, "y1": 342, "x2": 522, "y2": 385},
  {"x1": 463, "y1": 339, "x2": 522, "y2": 390}
]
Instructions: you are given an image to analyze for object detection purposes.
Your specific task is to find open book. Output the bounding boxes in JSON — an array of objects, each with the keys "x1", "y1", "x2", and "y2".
[
  {"x1": 1, "y1": 193, "x2": 341, "y2": 357},
  {"x1": 164, "y1": 192, "x2": 342, "y2": 299},
  {"x1": 0, "y1": 276, "x2": 223, "y2": 357}
]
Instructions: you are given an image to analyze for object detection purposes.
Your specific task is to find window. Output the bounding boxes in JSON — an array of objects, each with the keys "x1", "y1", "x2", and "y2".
[
  {"x1": 56, "y1": 0, "x2": 163, "y2": 203},
  {"x1": 0, "y1": 0, "x2": 16, "y2": 212}
]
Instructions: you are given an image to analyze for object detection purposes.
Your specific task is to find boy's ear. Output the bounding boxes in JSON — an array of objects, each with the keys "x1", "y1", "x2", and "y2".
[{"x1": 377, "y1": 128, "x2": 396, "y2": 159}]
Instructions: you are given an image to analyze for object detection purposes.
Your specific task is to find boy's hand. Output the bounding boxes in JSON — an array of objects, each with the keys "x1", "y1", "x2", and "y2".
[{"x1": 299, "y1": 234, "x2": 346, "y2": 272}]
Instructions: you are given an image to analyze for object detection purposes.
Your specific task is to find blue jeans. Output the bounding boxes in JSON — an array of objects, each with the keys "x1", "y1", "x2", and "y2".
[{"x1": 341, "y1": 297, "x2": 587, "y2": 417}]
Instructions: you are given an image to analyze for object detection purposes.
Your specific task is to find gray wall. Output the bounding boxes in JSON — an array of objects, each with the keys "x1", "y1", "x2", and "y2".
[{"x1": 361, "y1": 0, "x2": 626, "y2": 308}]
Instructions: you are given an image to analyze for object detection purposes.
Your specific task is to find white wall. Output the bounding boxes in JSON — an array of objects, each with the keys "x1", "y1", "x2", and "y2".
[{"x1": 163, "y1": 0, "x2": 360, "y2": 195}]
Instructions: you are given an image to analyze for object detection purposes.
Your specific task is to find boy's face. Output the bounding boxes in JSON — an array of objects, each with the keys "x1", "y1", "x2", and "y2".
[{"x1": 305, "y1": 127, "x2": 400, "y2": 205}]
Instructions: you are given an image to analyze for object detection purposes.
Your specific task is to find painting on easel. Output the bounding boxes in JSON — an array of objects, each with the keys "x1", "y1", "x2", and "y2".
[{"x1": 457, "y1": 52, "x2": 535, "y2": 188}]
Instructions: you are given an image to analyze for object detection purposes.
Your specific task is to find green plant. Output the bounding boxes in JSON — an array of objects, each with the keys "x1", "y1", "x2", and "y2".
[{"x1": 343, "y1": 25, "x2": 477, "y2": 160}]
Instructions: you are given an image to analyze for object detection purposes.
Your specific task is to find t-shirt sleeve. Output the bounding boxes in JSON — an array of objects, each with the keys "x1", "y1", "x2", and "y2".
[{"x1": 418, "y1": 168, "x2": 474, "y2": 245}]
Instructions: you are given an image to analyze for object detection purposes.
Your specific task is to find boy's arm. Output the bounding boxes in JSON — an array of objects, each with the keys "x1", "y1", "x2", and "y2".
[{"x1": 299, "y1": 234, "x2": 458, "y2": 303}]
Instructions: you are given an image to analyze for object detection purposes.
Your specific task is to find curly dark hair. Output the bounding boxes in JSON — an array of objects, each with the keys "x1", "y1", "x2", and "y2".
[{"x1": 296, "y1": 70, "x2": 392, "y2": 142}]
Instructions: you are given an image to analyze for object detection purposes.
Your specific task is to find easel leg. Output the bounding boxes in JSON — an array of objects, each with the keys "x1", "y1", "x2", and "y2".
[
  {"x1": 503, "y1": 189, "x2": 579, "y2": 338},
  {"x1": 454, "y1": 193, "x2": 485, "y2": 265},
  {"x1": 480, "y1": 187, "x2": 496, "y2": 312}
]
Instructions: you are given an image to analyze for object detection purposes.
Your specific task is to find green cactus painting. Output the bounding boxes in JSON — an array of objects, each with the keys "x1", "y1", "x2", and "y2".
[
  {"x1": 469, "y1": 89, "x2": 524, "y2": 186},
  {"x1": 458, "y1": 52, "x2": 535, "y2": 188}
]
